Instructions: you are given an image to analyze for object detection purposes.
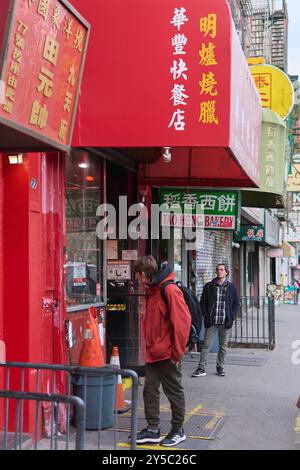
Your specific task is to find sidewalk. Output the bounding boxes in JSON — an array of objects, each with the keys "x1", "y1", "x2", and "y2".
[
  {"x1": 121, "y1": 302, "x2": 300, "y2": 450},
  {"x1": 31, "y1": 303, "x2": 300, "y2": 450}
]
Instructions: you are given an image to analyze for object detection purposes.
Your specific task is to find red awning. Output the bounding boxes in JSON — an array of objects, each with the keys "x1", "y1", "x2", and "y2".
[{"x1": 71, "y1": 0, "x2": 261, "y2": 187}]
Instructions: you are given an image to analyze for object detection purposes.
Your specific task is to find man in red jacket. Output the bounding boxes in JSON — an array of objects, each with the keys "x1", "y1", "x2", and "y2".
[{"x1": 133, "y1": 256, "x2": 191, "y2": 447}]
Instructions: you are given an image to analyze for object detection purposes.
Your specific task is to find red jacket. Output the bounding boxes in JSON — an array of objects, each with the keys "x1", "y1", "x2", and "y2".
[{"x1": 143, "y1": 266, "x2": 191, "y2": 364}]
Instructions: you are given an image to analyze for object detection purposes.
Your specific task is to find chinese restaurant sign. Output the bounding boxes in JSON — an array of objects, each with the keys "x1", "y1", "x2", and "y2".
[
  {"x1": 159, "y1": 189, "x2": 239, "y2": 230},
  {"x1": 235, "y1": 211, "x2": 279, "y2": 246},
  {"x1": 70, "y1": 0, "x2": 261, "y2": 187},
  {"x1": 0, "y1": 0, "x2": 89, "y2": 150},
  {"x1": 250, "y1": 64, "x2": 294, "y2": 120},
  {"x1": 168, "y1": 8, "x2": 220, "y2": 132},
  {"x1": 236, "y1": 225, "x2": 265, "y2": 242}
]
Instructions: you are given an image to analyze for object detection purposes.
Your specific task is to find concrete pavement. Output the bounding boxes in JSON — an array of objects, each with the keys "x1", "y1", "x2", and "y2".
[{"x1": 127, "y1": 302, "x2": 300, "y2": 451}]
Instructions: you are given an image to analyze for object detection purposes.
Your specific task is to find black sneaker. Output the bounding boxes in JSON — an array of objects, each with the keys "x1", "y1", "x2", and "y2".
[
  {"x1": 135, "y1": 427, "x2": 161, "y2": 444},
  {"x1": 216, "y1": 367, "x2": 226, "y2": 376},
  {"x1": 191, "y1": 367, "x2": 206, "y2": 377},
  {"x1": 160, "y1": 429, "x2": 186, "y2": 447}
]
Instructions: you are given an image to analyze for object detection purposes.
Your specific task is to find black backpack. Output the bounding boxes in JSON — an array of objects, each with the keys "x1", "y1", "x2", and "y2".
[{"x1": 160, "y1": 280, "x2": 202, "y2": 347}]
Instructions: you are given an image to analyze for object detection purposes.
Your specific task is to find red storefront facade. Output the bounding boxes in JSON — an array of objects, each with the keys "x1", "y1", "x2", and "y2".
[
  {"x1": 0, "y1": 0, "x2": 89, "y2": 433},
  {"x1": 68, "y1": 0, "x2": 262, "y2": 370},
  {"x1": 0, "y1": 0, "x2": 262, "y2": 404}
]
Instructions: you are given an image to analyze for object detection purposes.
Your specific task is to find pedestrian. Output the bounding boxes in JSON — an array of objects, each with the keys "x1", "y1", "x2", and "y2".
[
  {"x1": 132, "y1": 256, "x2": 191, "y2": 447},
  {"x1": 293, "y1": 279, "x2": 299, "y2": 304},
  {"x1": 192, "y1": 263, "x2": 239, "y2": 378}
]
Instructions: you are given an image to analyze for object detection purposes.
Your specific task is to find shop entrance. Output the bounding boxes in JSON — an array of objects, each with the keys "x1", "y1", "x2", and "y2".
[{"x1": 159, "y1": 228, "x2": 194, "y2": 289}]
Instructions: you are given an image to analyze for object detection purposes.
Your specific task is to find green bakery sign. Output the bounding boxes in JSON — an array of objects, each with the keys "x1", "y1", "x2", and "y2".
[{"x1": 159, "y1": 189, "x2": 239, "y2": 230}]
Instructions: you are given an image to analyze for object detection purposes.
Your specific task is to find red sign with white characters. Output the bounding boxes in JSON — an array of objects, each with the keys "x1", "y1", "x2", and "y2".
[
  {"x1": 71, "y1": 0, "x2": 261, "y2": 185},
  {"x1": 0, "y1": 0, "x2": 89, "y2": 150}
]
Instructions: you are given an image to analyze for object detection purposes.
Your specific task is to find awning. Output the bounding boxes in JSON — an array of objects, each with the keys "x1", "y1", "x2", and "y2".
[
  {"x1": 267, "y1": 243, "x2": 296, "y2": 258},
  {"x1": 71, "y1": 0, "x2": 262, "y2": 187}
]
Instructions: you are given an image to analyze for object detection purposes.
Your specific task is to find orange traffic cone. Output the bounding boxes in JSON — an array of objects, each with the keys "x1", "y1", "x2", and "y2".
[
  {"x1": 110, "y1": 346, "x2": 130, "y2": 414},
  {"x1": 79, "y1": 307, "x2": 105, "y2": 367}
]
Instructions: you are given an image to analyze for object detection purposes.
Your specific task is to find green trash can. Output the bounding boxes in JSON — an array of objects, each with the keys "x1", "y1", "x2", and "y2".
[{"x1": 72, "y1": 372, "x2": 116, "y2": 430}]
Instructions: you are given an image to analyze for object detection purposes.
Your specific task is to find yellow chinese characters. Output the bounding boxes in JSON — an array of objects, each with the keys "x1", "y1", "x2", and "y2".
[
  {"x1": 199, "y1": 72, "x2": 218, "y2": 96},
  {"x1": 200, "y1": 13, "x2": 217, "y2": 38},
  {"x1": 199, "y1": 101, "x2": 219, "y2": 125},
  {"x1": 198, "y1": 13, "x2": 219, "y2": 126},
  {"x1": 29, "y1": 100, "x2": 48, "y2": 129},
  {"x1": 199, "y1": 42, "x2": 217, "y2": 67},
  {"x1": 43, "y1": 34, "x2": 59, "y2": 66},
  {"x1": 51, "y1": 5, "x2": 61, "y2": 30},
  {"x1": 37, "y1": 0, "x2": 50, "y2": 21}
]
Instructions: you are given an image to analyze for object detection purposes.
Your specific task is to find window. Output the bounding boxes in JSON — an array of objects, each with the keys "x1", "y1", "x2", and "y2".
[{"x1": 65, "y1": 150, "x2": 104, "y2": 309}]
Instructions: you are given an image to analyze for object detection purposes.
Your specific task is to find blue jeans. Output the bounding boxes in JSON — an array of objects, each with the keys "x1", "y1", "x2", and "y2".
[{"x1": 198, "y1": 325, "x2": 231, "y2": 371}]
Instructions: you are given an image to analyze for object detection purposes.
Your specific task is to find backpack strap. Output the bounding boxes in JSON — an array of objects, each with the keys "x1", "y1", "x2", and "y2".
[{"x1": 160, "y1": 280, "x2": 175, "y2": 304}]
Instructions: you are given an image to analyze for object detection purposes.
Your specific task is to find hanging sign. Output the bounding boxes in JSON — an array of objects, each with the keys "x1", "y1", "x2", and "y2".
[
  {"x1": 160, "y1": 189, "x2": 239, "y2": 230},
  {"x1": 0, "y1": 0, "x2": 90, "y2": 150},
  {"x1": 250, "y1": 64, "x2": 294, "y2": 120}
]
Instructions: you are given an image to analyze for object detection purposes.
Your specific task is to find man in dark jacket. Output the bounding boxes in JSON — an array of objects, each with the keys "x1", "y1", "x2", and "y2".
[
  {"x1": 192, "y1": 263, "x2": 239, "y2": 377},
  {"x1": 132, "y1": 256, "x2": 191, "y2": 447}
]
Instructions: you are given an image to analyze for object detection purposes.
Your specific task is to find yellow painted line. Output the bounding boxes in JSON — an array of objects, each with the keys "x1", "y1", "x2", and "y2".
[
  {"x1": 186, "y1": 404, "x2": 203, "y2": 415},
  {"x1": 294, "y1": 415, "x2": 300, "y2": 433},
  {"x1": 118, "y1": 442, "x2": 190, "y2": 451}
]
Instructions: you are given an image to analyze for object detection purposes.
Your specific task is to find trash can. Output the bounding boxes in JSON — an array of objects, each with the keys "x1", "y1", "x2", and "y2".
[{"x1": 72, "y1": 372, "x2": 116, "y2": 430}]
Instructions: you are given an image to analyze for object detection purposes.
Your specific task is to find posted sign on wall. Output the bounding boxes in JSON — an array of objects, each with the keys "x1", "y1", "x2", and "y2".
[
  {"x1": 160, "y1": 189, "x2": 239, "y2": 230},
  {"x1": 0, "y1": 0, "x2": 89, "y2": 150}
]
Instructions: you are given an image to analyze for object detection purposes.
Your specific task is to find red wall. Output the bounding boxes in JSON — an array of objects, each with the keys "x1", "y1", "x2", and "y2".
[
  {"x1": 0, "y1": 156, "x2": 4, "y2": 405},
  {"x1": 3, "y1": 155, "x2": 30, "y2": 362},
  {"x1": 1, "y1": 153, "x2": 67, "y2": 434}
]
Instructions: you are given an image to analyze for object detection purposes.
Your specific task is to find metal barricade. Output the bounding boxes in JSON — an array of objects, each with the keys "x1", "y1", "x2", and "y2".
[
  {"x1": 0, "y1": 362, "x2": 138, "y2": 450},
  {"x1": 229, "y1": 296, "x2": 275, "y2": 350},
  {"x1": 0, "y1": 391, "x2": 85, "y2": 450}
]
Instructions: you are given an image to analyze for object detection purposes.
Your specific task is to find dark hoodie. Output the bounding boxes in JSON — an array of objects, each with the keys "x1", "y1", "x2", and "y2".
[{"x1": 143, "y1": 263, "x2": 191, "y2": 363}]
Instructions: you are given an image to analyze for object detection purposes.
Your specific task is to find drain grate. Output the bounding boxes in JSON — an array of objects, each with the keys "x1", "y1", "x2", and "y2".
[
  {"x1": 111, "y1": 412, "x2": 226, "y2": 440},
  {"x1": 184, "y1": 354, "x2": 268, "y2": 367}
]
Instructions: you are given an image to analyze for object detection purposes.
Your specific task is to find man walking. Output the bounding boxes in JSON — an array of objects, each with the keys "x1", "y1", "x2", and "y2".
[
  {"x1": 132, "y1": 256, "x2": 191, "y2": 447},
  {"x1": 192, "y1": 263, "x2": 239, "y2": 377}
]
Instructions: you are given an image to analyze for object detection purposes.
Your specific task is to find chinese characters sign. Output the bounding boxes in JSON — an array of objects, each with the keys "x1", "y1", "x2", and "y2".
[
  {"x1": 167, "y1": 6, "x2": 220, "y2": 132},
  {"x1": 235, "y1": 211, "x2": 279, "y2": 246},
  {"x1": 260, "y1": 109, "x2": 286, "y2": 194},
  {"x1": 236, "y1": 226, "x2": 265, "y2": 242},
  {"x1": 160, "y1": 189, "x2": 239, "y2": 230},
  {"x1": 0, "y1": 0, "x2": 89, "y2": 150},
  {"x1": 250, "y1": 64, "x2": 294, "y2": 120},
  {"x1": 198, "y1": 12, "x2": 219, "y2": 127},
  {"x1": 168, "y1": 7, "x2": 189, "y2": 132},
  {"x1": 70, "y1": 0, "x2": 261, "y2": 186}
]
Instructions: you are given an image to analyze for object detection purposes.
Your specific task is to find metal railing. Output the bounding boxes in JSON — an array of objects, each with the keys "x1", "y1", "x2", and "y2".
[
  {"x1": 0, "y1": 362, "x2": 139, "y2": 450},
  {"x1": 229, "y1": 296, "x2": 275, "y2": 350}
]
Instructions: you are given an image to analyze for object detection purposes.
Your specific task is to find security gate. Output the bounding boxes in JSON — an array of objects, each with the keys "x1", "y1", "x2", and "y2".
[{"x1": 229, "y1": 296, "x2": 275, "y2": 350}]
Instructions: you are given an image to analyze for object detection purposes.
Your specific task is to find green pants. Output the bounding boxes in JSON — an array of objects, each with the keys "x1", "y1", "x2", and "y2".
[
  {"x1": 199, "y1": 324, "x2": 231, "y2": 371},
  {"x1": 143, "y1": 359, "x2": 185, "y2": 431}
]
